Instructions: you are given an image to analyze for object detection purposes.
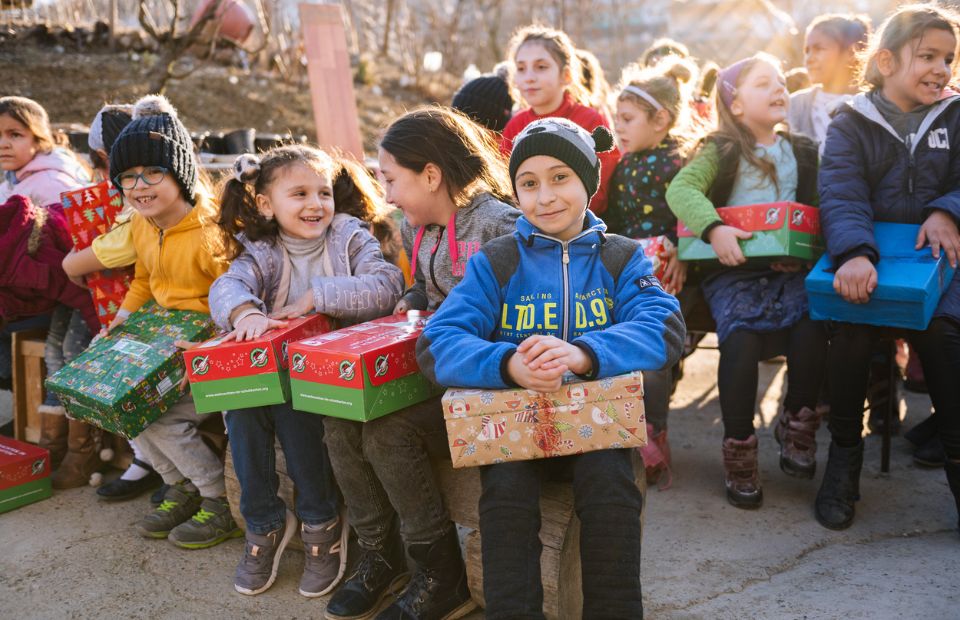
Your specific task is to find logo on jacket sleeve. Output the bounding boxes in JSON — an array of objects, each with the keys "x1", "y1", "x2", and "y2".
[{"x1": 635, "y1": 275, "x2": 663, "y2": 291}]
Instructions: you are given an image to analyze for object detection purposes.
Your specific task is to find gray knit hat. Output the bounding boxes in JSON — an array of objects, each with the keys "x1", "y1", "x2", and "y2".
[
  {"x1": 109, "y1": 95, "x2": 197, "y2": 205},
  {"x1": 509, "y1": 117, "x2": 614, "y2": 198}
]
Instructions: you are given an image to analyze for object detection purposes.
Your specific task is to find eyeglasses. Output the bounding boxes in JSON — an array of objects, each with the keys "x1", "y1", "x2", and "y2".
[{"x1": 114, "y1": 166, "x2": 168, "y2": 190}]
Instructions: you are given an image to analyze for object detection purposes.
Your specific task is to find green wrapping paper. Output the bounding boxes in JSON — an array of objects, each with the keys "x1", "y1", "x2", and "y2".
[{"x1": 44, "y1": 302, "x2": 216, "y2": 439}]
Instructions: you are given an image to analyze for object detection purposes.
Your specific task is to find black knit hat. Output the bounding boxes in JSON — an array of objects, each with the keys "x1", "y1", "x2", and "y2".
[
  {"x1": 452, "y1": 70, "x2": 514, "y2": 133},
  {"x1": 88, "y1": 104, "x2": 133, "y2": 155},
  {"x1": 509, "y1": 118, "x2": 615, "y2": 198},
  {"x1": 109, "y1": 95, "x2": 197, "y2": 205}
]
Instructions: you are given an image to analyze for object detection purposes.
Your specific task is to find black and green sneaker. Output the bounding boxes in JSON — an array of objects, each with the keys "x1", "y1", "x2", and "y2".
[
  {"x1": 168, "y1": 496, "x2": 243, "y2": 550},
  {"x1": 136, "y1": 483, "x2": 202, "y2": 539}
]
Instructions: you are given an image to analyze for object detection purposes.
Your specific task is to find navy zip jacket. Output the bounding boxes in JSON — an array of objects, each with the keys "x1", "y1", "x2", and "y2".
[
  {"x1": 416, "y1": 211, "x2": 686, "y2": 389},
  {"x1": 820, "y1": 91, "x2": 960, "y2": 323}
]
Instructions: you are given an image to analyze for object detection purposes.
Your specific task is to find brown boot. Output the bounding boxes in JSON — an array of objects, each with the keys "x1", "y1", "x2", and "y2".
[
  {"x1": 774, "y1": 406, "x2": 821, "y2": 479},
  {"x1": 38, "y1": 404, "x2": 69, "y2": 470},
  {"x1": 51, "y1": 419, "x2": 104, "y2": 490},
  {"x1": 722, "y1": 435, "x2": 762, "y2": 509}
]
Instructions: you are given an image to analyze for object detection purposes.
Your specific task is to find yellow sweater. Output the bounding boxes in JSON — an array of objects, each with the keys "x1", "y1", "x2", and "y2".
[{"x1": 120, "y1": 199, "x2": 227, "y2": 314}]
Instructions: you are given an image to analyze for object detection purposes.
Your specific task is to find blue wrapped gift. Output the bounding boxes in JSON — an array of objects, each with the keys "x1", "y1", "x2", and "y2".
[{"x1": 805, "y1": 222, "x2": 956, "y2": 330}]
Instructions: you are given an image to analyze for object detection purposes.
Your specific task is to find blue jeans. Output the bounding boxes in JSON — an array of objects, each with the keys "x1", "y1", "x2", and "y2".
[
  {"x1": 43, "y1": 306, "x2": 92, "y2": 407},
  {"x1": 479, "y1": 449, "x2": 644, "y2": 620},
  {"x1": 226, "y1": 402, "x2": 339, "y2": 534}
]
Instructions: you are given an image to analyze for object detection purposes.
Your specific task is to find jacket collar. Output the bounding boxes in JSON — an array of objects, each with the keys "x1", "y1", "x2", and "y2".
[
  {"x1": 9, "y1": 148, "x2": 89, "y2": 185},
  {"x1": 844, "y1": 90, "x2": 960, "y2": 153},
  {"x1": 515, "y1": 208, "x2": 607, "y2": 246}
]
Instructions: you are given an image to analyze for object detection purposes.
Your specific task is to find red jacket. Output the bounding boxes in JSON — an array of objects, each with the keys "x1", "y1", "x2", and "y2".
[
  {"x1": 501, "y1": 92, "x2": 621, "y2": 215},
  {"x1": 0, "y1": 195, "x2": 98, "y2": 332}
]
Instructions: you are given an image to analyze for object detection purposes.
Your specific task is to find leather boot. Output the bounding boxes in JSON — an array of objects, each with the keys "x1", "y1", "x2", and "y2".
[
  {"x1": 722, "y1": 435, "x2": 762, "y2": 509},
  {"x1": 51, "y1": 419, "x2": 104, "y2": 489},
  {"x1": 37, "y1": 404, "x2": 69, "y2": 470},
  {"x1": 375, "y1": 525, "x2": 475, "y2": 620},
  {"x1": 325, "y1": 530, "x2": 409, "y2": 620},
  {"x1": 944, "y1": 460, "x2": 960, "y2": 533},
  {"x1": 815, "y1": 440, "x2": 863, "y2": 530},
  {"x1": 774, "y1": 406, "x2": 821, "y2": 479}
]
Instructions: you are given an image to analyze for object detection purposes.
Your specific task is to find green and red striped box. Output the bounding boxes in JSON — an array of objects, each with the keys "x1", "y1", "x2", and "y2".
[
  {"x1": 0, "y1": 438, "x2": 50, "y2": 514},
  {"x1": 289, "y1": 312, "x2": 443, "y2": 422},
  {"x1": 184, "y1": 314, "x2": 335, "y2": 414},
  {"x1": 678, "y1": 202, "x2": 823, "y2": 262}
]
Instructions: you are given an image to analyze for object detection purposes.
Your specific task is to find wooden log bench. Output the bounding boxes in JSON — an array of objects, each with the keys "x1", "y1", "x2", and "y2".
[{"x1": 225, "y1": 443, "x2": 645, "y2": 618}]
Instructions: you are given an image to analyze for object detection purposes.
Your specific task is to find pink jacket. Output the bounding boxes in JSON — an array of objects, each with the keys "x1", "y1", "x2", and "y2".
[{"x1": 0, "y1": 149, "x2": 90, "y2": 208}]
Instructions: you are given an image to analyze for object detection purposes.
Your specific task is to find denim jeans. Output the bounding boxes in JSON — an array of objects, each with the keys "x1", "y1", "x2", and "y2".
[
  {"x1": 226, "y1": 402, "x2": 339, "y2": 534},
  {"x1": 479, "y1": 449, "x2": 644, "y2": 620},
  {"x1": 43, "y1": 306, "x2": 92, "y2": 407},
  {"x1": 323, "y1": 394, "x2": 451, "y2": 548},
  {"x1": 828, "y1": 318, "x2": 960, "y2": 459}
]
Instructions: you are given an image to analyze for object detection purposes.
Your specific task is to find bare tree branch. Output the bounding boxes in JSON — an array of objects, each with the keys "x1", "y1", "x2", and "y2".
[{"x1": 138, "y1": 0, "x2": 159, "y2": 42}]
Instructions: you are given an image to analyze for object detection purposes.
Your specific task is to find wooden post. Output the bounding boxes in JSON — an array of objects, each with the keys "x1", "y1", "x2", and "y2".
[
  {"x1": 109, "y1": 0, "x2": 118, "y2": 51},
  {"x1": 298, "y1": 2, "x2": 364, "y2": 160}
]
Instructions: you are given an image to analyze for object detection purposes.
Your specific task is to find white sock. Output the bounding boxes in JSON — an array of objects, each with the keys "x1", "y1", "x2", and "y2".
[{"x1": 120, "y1": 462, "x2": 151, "y2": 481}]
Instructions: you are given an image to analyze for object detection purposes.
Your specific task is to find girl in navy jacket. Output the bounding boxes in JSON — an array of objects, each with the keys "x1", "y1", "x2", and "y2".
[
  {"x1": 818, "y1": 4, "x2": 960, "y2": 533},
  {"x1": 418, "y1": 118, "x2": 684, "y2": 618}
]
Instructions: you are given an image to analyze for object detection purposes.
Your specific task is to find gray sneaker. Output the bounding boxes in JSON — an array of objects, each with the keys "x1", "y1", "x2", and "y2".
[
  {"x1": 299, "y1": 511, "x2": 349, "y2": 598},
  {"x1": 234, "y1": 509, "x2": 297, "y2": 595},
  {"x1": 135, "y1": 483, "x2": 202, "y2": 539},
  {"x1": 168, "y1": 496, "x2": 243, "y2": 550}
]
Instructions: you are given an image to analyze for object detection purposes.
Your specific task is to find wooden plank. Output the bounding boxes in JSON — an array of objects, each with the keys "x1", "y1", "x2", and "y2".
[
  {"x1": 298, "y1": 3, "x2": 364, "y2": 159},
  {"x1": 11, "y1": 330, "x2": 47, "y2": 444}
]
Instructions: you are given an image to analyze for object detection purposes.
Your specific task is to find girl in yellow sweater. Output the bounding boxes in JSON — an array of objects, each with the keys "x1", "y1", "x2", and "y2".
[{"x1": 107, "y1": 95, "x2": 238, "y2": 549}]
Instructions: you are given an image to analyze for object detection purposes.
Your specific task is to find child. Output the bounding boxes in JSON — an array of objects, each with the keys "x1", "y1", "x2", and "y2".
[
  {"x1": 107, "y1": 94, "x2": 237, "y2": 548},
  {"x1": 666, "y1": 53, "x2": 827, "y2": 509},
  {"x1": 451, "y1": 63, "x2": 515, "y2": 134},
  {"x1": 500, "y1": 25, "x2": 620, "y2": 214},
  {"x1": 818, "y1": 4, "x2": 960, "y2": 532},
  {"x1": 641, "y1": 37, "x2": 691, "y2": 68},
  {"x1": 417, "y1": 118, "x2": 684, "y2": 618},
  {"x1": 208, "y1": 145, "x2": 404, "y2": 597},
  {"x1": 0, "y1": 96, "x2": 90, "y2": 206},
  {"x1": 577, "y1": 48, "x2": 614, "y2": 123},
  {"x1": 607, "y1": 56, "x2": 698, "y2": 487},
  {"x1": 322, "y1": 107, "x2": 518, "y2": 620},
  {"x1": 0, "y1": 95, "x2": 100, "y2": 488},
  {"x1": 789, "y1": 14, "x2": 871, "y2": 150}
]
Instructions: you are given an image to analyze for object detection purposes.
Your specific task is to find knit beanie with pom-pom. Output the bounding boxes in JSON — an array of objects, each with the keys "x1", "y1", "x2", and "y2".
[{"x1": 109, "y1": 94, "x2": 197, "y2": 204}]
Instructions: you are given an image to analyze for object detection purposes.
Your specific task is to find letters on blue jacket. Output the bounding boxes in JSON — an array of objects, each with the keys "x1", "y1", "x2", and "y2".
[
  {"x1": 819, "y1": 92, "x2": 960, "y2": 324},
  {"x1": 416, "y1": 211, "x2": 686, "y2": 389}
]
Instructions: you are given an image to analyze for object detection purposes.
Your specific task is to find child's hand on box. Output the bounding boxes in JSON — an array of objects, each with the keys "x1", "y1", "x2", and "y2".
[
  {"x1": 917, "y1": 210, "x2": 960, "y2": 269},
  {"x1": 225, "y1": 312, "x2": 288, "y2": 342},
  {"x1": 95, "y1": 308, "x2": 131, "y2": 342},
  {"x1": 833, "y1": 255, "x2": 877, "y2": 304},
  {"x1": 707, "y1": 225, "x2": 751, "y2": 266},
  {"x1": 174, "y1": 339, "x2": 202, "y2": 391},
  {"x1": 507, "y1": 352, "x2": 566, "y2": 393},
  {"x1": 270, "y1": 290, "x2": 314, "y2": 320},
  {"x1": 662, "y1": 251, "x2": 687, "y2": 295}
]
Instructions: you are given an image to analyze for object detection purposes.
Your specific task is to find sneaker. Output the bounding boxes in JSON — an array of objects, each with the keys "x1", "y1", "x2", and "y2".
[
  {"x1": 168, "y1": 496, "x2": 243, "y2": 550},
  {"x1": 150, "y1": 483, "x2": 171, "y2": 507},
  {"x1": 300, "y1": 512, "x2": 349, "y2": 598},
  {"x1": 135, "y1": 483, "x2": 202, "y2": 539},
  {"x1": 97, "y1": 465, "x2": 162, "y2": 502},
  {"x1": 234, "y1": 509, "x2": 298, "y2": 596}
]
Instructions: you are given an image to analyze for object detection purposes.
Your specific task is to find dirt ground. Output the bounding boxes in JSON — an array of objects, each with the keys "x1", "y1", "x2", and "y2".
[
  {"x1": 0, "y1": 39, "x2": 451, "y2": 153},
  {"x1": 1, "y1": 342, "x2": 957, "y2": 619}
]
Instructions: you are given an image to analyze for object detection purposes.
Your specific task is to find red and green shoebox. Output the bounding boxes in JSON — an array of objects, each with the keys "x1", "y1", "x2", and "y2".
[
  {"x1": 678, "y1": 202, "x2": 823, "y2": 262},
  {"x1": 0, "y1": 437, "x2": 51, "y2": 514},
  {"x1": 44, "y1": 302, "x2": 216, "y2": 440},
  {"x1": 183, "y1": 314, "x2": 336, "y2": 414},
  {"x1": 289, "y1": 312, "x2": 443, "y2": 421}
]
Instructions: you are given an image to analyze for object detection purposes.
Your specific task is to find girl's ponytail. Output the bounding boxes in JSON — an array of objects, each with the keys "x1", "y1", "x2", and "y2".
[
  {"x1": 217, "y1": 153, "x2": 278, "y2": 260},
  {"x1": 331, "y1": 156, "x2": 403, "y2": 266}
]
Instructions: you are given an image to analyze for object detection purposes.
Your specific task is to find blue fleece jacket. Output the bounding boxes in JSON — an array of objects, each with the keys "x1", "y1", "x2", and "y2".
[
  {"x1": 819, "y1": 91, "x2": 960, "y2": 323},
  {"x1": 416, "y1": 211, "x2": 686, "y2": 389}
]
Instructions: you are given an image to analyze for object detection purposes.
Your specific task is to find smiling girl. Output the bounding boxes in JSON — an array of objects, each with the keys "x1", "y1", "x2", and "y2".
[
  {"x1": 818, "y1": 3, "x2": 960, "y2": 533},
  {"x1": 500, "y1": 25, "x2": 620, "y2": 214},
  {"x1": 666, "y1": 53, "x2": 827, "y2": 510},
  {"x1": 209, "y1": 145, "x2": 404, "y2": 598},
  {"x1": 789, "y1": 14, "x2": 872, "y2": 149}
]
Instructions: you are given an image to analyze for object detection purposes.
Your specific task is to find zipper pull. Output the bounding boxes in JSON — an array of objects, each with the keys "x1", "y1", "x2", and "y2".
[
  {"x1": 158, "y1": 230, "x2": 164, "y2": 247},
  {"x1": 562, "y1": 245, "x2": 570, "y2": 264}
]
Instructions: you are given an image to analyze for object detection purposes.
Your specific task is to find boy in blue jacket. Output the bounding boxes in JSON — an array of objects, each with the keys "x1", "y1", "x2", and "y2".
[{"x1": 417, "y1": 118, "x2": 685, "y2": 618}]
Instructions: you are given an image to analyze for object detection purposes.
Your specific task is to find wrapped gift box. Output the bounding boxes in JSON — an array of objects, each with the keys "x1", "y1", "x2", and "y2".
[
  {"x1": 805, "y1": 222, "x2": 956, "y2": 330},
  {"x1": 184, "y1": 313, "x2": 336, "y2": 414},
  {"x1": 61, "y1": 181, "x2": 133, "y2": 330},
  {"x1": 678, "y1": 202, "x2": 822, "y2": 262},
  {"x1": 443, "y1": 372, "x2": 647, "y2": 468},
  {"x1": 44, "y1": 302, "x2": 216, "y2": 439},
  {"x1": 636, "y1": 235, "x2": 673, "y2": 280},
  {"x1": 0, "y1": 437, "x2": 51, "y2": 514},
  {"x1": 289, "y1": 312, "x2": 443, "y2": 421}
]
